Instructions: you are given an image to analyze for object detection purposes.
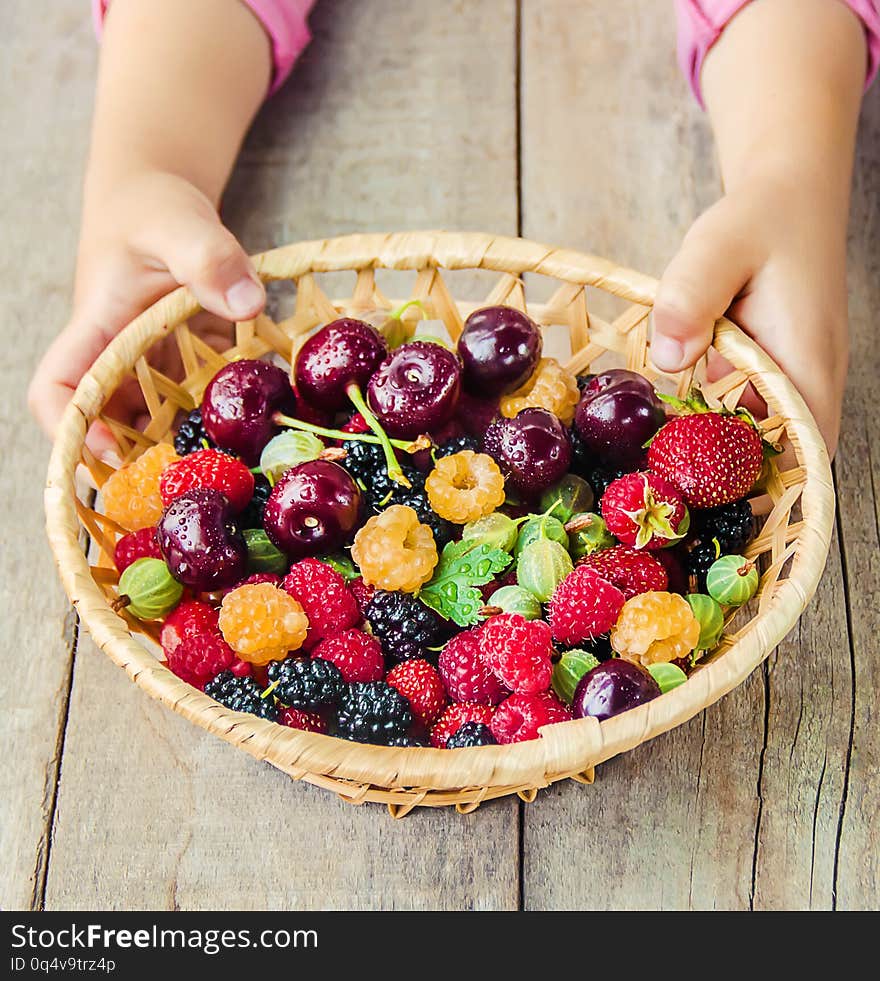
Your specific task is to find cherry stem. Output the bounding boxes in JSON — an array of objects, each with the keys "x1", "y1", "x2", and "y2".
[
  {"x1": 272, "y1": 413, "x2": 414, "y2": 452},
  {"x1": 345, "y1": 383, "x2": 411, "y2": 488},
  {"x1": 389, "y1": 298, "x2": 426, "y2": 321}
]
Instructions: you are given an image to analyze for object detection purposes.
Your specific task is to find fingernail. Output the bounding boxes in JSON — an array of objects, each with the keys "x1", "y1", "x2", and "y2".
[
  {"x1": 651, "y1": 335, "x2": 685, "y2": 371},
  {"x1": 225, "y1": 277, "x2": 264, "y2": 319}
]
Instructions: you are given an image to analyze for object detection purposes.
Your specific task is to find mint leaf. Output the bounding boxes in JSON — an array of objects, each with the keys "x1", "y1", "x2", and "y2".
[{"x1": 418, "y1": 539, "x2": 512, "y2": 627}]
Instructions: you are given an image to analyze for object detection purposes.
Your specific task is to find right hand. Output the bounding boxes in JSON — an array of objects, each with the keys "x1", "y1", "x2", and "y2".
[{"x1": 28, "y1": 170, "x2": 266, "y2": 461}]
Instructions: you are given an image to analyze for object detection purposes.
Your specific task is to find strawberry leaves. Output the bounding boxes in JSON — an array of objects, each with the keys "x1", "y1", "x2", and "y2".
[{"x1": 418, "y1": 539, "x2": 512, "y2": 627}]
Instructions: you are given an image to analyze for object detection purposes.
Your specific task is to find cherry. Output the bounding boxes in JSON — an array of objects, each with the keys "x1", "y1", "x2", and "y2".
[
  {"x1": 482, "y1": 408, "x2": 572, "y2": 499},
  {"x1": 263, "y1": 460, "x2": 363, "y2": 559},
  {"x1": 457, "y1": 306, "x2": 543, "y2": 396},
  {"x1": 574, "y1": 368, "x2": 665, "y2": 468},
  {"x1": 294, "y1": 318, "x2": 387, "y2": 411},
  {"x1": 572, "y1": 660, "x2": 660, "y2": 721},
  {"x1": 157, "y1": 488, "x2": 247, "y2": 591},
  {"x1": 201, "y1": 359, "x2": 296, "y2": 466},
  {"x1": 366, "y1": 341, "x2": 461, "y2": 440}
]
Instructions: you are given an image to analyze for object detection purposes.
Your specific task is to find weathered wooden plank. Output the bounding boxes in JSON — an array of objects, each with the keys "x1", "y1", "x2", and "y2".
[
  {"x1": 44, "y1": 0, "x2": 521, "y2": 910},
  {"x1": 0, "y1": 2, "x2": 97, "y2": 911},
  {"x1": 831, "y1": 91, "x2": 880, "y2": 910}
]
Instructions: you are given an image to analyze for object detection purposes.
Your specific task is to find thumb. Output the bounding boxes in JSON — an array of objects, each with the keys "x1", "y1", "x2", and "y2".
[
  {"x1": 136, "y1": 203, "x2": 266, "y2": 322},
  {"x1": 652, "y1": 197, "x2": 761, "y2": 372}
]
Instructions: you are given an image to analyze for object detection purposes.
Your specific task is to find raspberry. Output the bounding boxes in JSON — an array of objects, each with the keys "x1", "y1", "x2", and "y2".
[
  {"x1": 611, "y1": 591, "x2": 701, "y2": 666},
  {"x1": 349, "y1": 576, "x2": 375, "y2": 616},
  {"x1": 490, "y1": 691, "x2": 573, "y2": 744},
  {"x1": 238, "y1": 474, "x2": 272, "y2": 530},
  {"x1": 310, "y1": 629, "x2": 384, "y2": 683},
  {"x1": 173, "y1": 407, "x2": 214, "y2": 456},
  {"x1": 364, "y1": 590, "x2": 446, "y2": 664},
  {"x1": 446, "y1": 722, "x2": 496, "y2": 748},
  {"x1": 499, "y1": 358, "x2": 580, "y2": 425},
  {"x1": 548, "y1": 566, "x2": 626, "y2": 645},
  {"x1": 430, "y1": 702, "x2": 495, "y2": 748},
  {"x1": 114, "y1": 526, "x2": 161, "y2": 573},
  {"x1": 267, "y1": 656, "x2": 344, "y2": 710},
  {"x1": 351, "y1": 505, "x2": 438, "y2": 593},
  {"x1": 160, "y1": 600, "x2": 220, "y2": 658},
  {"x1": 578, "y1": 545, "x2": 668, "y2": 599},
  {"x1": 335, "y1": 682, "x2": 413, "y2": 745},
  {"x1": 160, "y1": 447, "x2": 254, "y2": 513},
  {"x1": 438, "y1": 628, "x2": 509, "y2": 704},
  {"x1": 204, "y1": 670, "x2": 278, "y2": 721},
  {"x1": 278, "y1": 706, "x2": 329, "y2": 733},
  {"x1": 386, "y1": 659, "x2": 447, "y2": 727},
  {"x1": 281, "y1": 558, "x2": 360, "y2": 647},
  {"x1": 166, "y1": 632, "x2": 250, "y2": 690},
  {"x1": 219, "y1": 582, "x2": 309, "y2": 664},
  {"x1": 601, "y1": 472, "x2": 689, "y2": 551},
  {"x1": 479, "y1": 614, "x2": 554, "y2": 694},
  {"x1": 425, "y1": 451, "x2": 506, "y2": 523},
  {"x1": 236, "y1": 572, "x2": 281, "y2": 588},
  {"x1": 102, "y1": 442, "x2": 180, "y2": 531}
]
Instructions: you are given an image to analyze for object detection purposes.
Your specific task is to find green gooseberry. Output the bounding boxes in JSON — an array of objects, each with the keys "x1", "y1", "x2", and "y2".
[
  {"x1": 485, "y1": 584, "x2": 543, "y2": 620},
  {"x1": 538, "y1": 474, "x2": 595, "y2": 525},
  {"x1": 462, "y1": 512, "x2": 520, "y2": 553},
  {"x1": 686, "y1": 593, "x2": 724, "y2": 650},
  {"x1": 514, "y1": 515, "x2": 568, "y2": 557},
  {"x1": 552, "y1": 649, "x2": 601, "y2": 704},
  {"x1": 259, "y1": 430, "x2": 324, "y2": 483},
  {"x1": 517, "y1": 538, "x2": 573, "y2": 603},
  {"x1": 647, "y1": 662, "x2": 688, "y2": 694},
  {"x1": 243, "y1": 529, "x2": 289, "y2": 575},
  {"x1": 117, "y1": 557, "x2": 183, "y2": 620},
  {"x1": 567, "y1": 512, "x2": 615, "y2": 560},
  {"x1": 706, "y1": 554, "x2": 759, "y2": 608}
]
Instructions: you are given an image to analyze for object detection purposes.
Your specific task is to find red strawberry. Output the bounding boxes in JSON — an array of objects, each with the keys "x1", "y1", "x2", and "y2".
[
  {"x1": 430, "y1": 702, "x2": 495, "y2": 748},
  {"x1": 386, "y1": 659, "x2": 447, "y2": 728},
  {"x1": 601, "y1": 471, "x2": 689, "y2": 550},
  {"x1": 647, "y1": 407, "x2": 763, "y2": 510},
  {"x1": 578, "y1": 545, "x2": 668, "y2": 599},
  {"x1": 114, "y1": 526, "x2": 162, "y2": 572},
  {"x1": 159, "y1": 448, "x2": 254, "y2": 513},
  {"x1": 160, "y1": 599, "x2": 220, "y2": 657},
  {"x1": 341, "y1": 412, "x2": 370, "y2": 434}
]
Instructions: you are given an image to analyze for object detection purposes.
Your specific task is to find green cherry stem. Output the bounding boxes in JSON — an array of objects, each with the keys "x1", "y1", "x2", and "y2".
[
  {"x1": 272, "y1": 413, "x2": 414, "y2": 452},
  {"x1": 345, "y1": 382, "x2": 411, "y2": 488}
]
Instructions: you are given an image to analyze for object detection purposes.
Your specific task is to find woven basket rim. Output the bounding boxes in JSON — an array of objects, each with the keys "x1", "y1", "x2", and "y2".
[{"x1": 44, "y1": 231, "x2": 835, "y2": 798}]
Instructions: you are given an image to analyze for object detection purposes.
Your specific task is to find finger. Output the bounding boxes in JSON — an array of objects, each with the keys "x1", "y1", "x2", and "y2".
[
  {"x1": 652, "y1": 198, "x2": 763, "y2": 372},
  {"x1": 135, "y1": 207, "x2": 265, "y2": 322}
]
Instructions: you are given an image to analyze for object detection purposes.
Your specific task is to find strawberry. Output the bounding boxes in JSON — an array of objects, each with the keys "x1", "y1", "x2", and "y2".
[
  {"x1": 600, "y1": 472, "x2": 689, "y2": 550},
  {"x1": 647, "y1": 392, "x2": 764, "y2": 509},
  {"x1": 578, "y1": 544, "x2": 668, "y2": 599},
  {"x1": 386, "y1": 659, "x2": 447, "y2": 728},
  {"x1": 159, "y1": 448, "x2": 255, "y2": 513}
]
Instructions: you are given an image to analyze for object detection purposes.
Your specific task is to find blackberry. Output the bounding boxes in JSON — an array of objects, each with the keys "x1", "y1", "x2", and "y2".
[
  {"x1": 396, "y1": 490, "x2": 454, "y2": 547},
  {"x1": 204, "y1": 670, "x2": 279, "y2": 721},
  {"x1": 364, "y1": 590, "x2": 447, "y2": 665},
  {"x1": 434, "y1": 434, "x2": 479, "y2": 458},
  {"x1": 586, "y1": 463, "x2": 627, "y2": 501},
  {"x1": 335, "y1": 681, "x2": 413, "y2": 744},
  {"x1": 238, "y1": 474, "x2": 272, "y2": 530},
  {"x1": 446, "y1": 722, "x2": 496, "y2": 748},
  {"x1": 684, "y1": 541, "x2": 718, "y2": 591},
  {"x1": 693, "y1": 499, "x2": 754, "y2": 553},
  {"x1": 267, "y1": 656, "x2": 344, "y2": 711},
  {"x1": 340, "y1": 439, "x2": 385, "y2": 484},
  {"x1": 568, "y1": 427, "x2": 594, "y2": 477},
  {"x1": 388, "y1": 732, "x2": 427, "y2": 748},
  {"x1": 174, "y1": 408, "x2": 214, "y2": 456}
]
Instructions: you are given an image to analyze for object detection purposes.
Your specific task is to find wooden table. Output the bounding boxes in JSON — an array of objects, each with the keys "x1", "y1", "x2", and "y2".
[{"x1": 3, "y1": 0, "x2": 878, "y2": 911}]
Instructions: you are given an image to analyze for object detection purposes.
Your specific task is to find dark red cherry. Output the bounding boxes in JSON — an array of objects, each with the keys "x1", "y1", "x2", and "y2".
[
  {"x1": 482, "y1": 407, "x2": 572, "y2": 498},
  {"x1": 366, "y1": 341, "x2": 461, "y2": 440},
  {"x1": 157, "y1": 488, "x2": 247, "y2": 591},
  {"x1": 294, "y1": 318, "x2": 388, "y2": 411},
  {"x1": 572, "y1": 660, "x2": 661, "y2": 721},
  {"x1": 263, "y1": 460, "x2": 362, "y2": 559},
  {"x1": 201, "y1": 359, "x2": 296, "y2": 466},
  {"x1": 574, "y1": 368, "x2": 665, "y2": 468},
  {"x1": 457, "y1": 306, "x2": 542, "y2": 396}
]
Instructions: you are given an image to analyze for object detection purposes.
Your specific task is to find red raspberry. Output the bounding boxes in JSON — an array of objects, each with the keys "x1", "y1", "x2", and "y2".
[
  {"x1": 159, "y1": 448, "x2": 255, "y2": 513},
  {"x1": 281, "y1": 558, "x2": 360, "y2": 647},
  {"x1": 166, "y1": 632, "x2": 251, "y2": 690},
  {"x1": 311, "y1": 629, "x2": 384, "y2": 682},
  {"x1": 348, "y1": 576, "x2": 375, "y2": 617},
  {"x1": 386, "y1": 659, "x2": 447, "y2": 728},
  {"x1": 160, "y1": 600, "x2": 220, "y2": 658},
  {"x1": 430, "y1": 702, "x2": 495, "y2": 748},
  {"x1": 437, "y1": 628, "x2": 508, "y2": 705},
  {"x1": 479, "y1": 614, "x2": 553, "y2": 694},
  {"x1": 490, "y1": 692, "x2": 573, "y2": 744},
  {"x1": 578, "y1": 545, "x2": 668, "y2": 599},
  {"x1": 279, "y1": 706, "x2": 329, "y2": 734},
  {"x1": 114, "y1": 527, "x2": 162, "y2": 573},
  {"x1": 548, "y1": 566, "x2": 626, "y2": 646},
  {"x1": 600, "y1": 471, "x2": 688, "y2": 551},
  {"x1": 238, "y1": 573, "x2": 281, "y2": 588}
]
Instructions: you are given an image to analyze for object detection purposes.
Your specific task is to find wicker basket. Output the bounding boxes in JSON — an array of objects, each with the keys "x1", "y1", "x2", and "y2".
[{"x1": 45, "y1": 231, "x2": 835, "y2": 817}]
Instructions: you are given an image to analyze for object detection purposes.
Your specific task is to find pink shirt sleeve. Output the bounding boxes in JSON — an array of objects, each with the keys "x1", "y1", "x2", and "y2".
[
  {"x1": 675, "y1": 0, "x2": 880, "y2": 106},
  {"x1": 91, "y1": 0, "x2": 315, "y2": 95}
]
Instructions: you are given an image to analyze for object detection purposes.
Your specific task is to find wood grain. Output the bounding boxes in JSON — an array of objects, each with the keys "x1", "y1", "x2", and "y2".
[
  {"x1": 43, "y1": 0, "x2": 521, "y2": 911},
  {"x1": 0, "y1": 2, "x2": 97, "y2": 911}
]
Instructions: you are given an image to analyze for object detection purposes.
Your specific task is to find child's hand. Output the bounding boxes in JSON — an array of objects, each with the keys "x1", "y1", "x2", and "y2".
[
  {"x1": 28, "y1": 171, "x2": 265, "y2": 460},
  {"x1": 651, "y1": 173, "x2": 848, "y2": 454}
]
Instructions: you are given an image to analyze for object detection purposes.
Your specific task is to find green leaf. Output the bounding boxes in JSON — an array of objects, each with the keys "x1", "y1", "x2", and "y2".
[{"x1": 418, "y1": 539, "x2": 512, "y2": 627}]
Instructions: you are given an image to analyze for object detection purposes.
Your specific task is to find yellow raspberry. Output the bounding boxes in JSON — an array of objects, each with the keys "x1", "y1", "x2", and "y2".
[
  {"x1": 351, "y1": 504, "x2": 438, "y2": 593},
  {"x1": 610, "y1": 591, "x2": 701, "y2": 667},
  {"x1": 219, "y1": 582, "x2": 309, "y2": 665},
  {"x1": 500, "y1": 358, "x2": 579, "y2": 425},
  {"x1": 425, "y1": 450, "x2": 506, "y2": 523},
  {"x1": 102, "y1": 442, "x2": 180, "y2": 531}
]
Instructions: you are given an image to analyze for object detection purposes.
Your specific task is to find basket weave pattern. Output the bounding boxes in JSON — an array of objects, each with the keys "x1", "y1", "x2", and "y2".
[{"x1": 45, "y1": 232, "x2": 834, "y2": 817}]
